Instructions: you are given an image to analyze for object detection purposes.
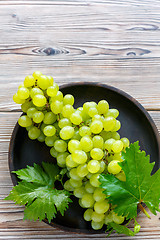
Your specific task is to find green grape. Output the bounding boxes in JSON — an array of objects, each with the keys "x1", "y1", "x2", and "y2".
[
  {"x1": 21, "y1": 101, "x2": 33, "y2": 113},
  {"x1": 108, "y1": 160, "x2": 121, "y2": 174},
  {"x1": 37, "y1": 132, "x2": 45, "y2": 142},
  {"x1": 93, "y1": 188, "x2": 106, "y2": 202},
  {"x1": 18, "y1": 83, "x2": 24, "y2": 89},
  {"x1": 86, "y1": 172, "x2": 92, "y2": 179},
  {"x1": 47, "y1": 75, "x2": 54, "y2": 86},
  {"x1": 56, "y1": 152, "x2": 68, "y2": 167},
  {"x1": 112, "y1": 211, "x2": 124, "y2": 224},
  {"x1": 58, "y1": 118, "x2": 72, "y2": 128},
  {"x1": 80, "y1": 136, "x2": 93, "y2": 152},
  {"x1": 77, "y1": 163, "x2": 89, "y2": 178},
  {"x1": 111, "y1": 140, "x2": 123, "y2": 153},
  {"x1": 91, "y1": 220, "x2": 104, "y2": 230},
  {"x1": 69, "y1": 179, "x2": 82, "y2": 188},
  {"x1": 30, "y1": 87, "x2": 43, "y2": 98},
  {"x1": 134, "y1": 224, "x2": 141, "y2": 233},
  {"x1": 32, "y1": 71, "x2": 42, "y2": 79},
  {"x1": 90, "y1": 148, "x2": 104, "y2": 160},
  {"x1": 47, "y1": 85, "x2": 58, "y2": 97},
  {"x1": 63, "y1": 94, "x2": 74, "y2": 105},
  {"x1": 69, "y1": 168, "x2": 82, "y2": 181},
  {"x1": 68, "y1": 140, "x2": 81, "y2": 153},
  {"x1": 84, "y1": 182, "x2": 95, "y2": 193},
  {"x1": 87, "y1": 160, "x2": 100, "y2": 173},
  {"x1": 51, "y1": 100, "x2": 63, "y2": 114},
  {"x1": 64, "y1": 180, "x2": 74, "y2": 191},
  {"x1": 27, "y1": 107, "x2": 37, "y2": 118},
  {"x1": 40, "y1": 122, "x2": 47, "y2": 132},
  {"x1": 24, "y1": 75, "x2": 35, "y2": 87},
  {"x1": 92, "y1": 114, "x2": 104, "y2": 122},
  {"x1": 88, "y1": 107, "x2": 98, "y2": 117},
  {"x1": 13, "y1": 93, "x2": 25, "y2": 104},
  {"x1": 33, "y1": 94, "x2": 47, "y2": 107},
  {"x1": 90, "y1": 120, "x2": 103, "y2": 134},
  {"x1": 116, "y1": 171, "x2": 126, "y2": 182},
  {"x1": 100, "y1": 131, "x2": 112, "y2": 141},
  {"x1": 111, "y1": 132, "x2": 120, "y2": 140},
  {"x1": 104, "y1": 109, "x2": 119, "y2": 118},
  {"x1": 91, "y1": 211, "x2": 105, "y2": 223},
  {"x1": 43, "y1": 112, "x2": 56, "y2": 124},
  {"x1": 81, "y1": 193, "x2": 95, "y2": 208},
  {"x1": 66, "y1": 154, "x2": 78, "y2": 168},
  {"x1": 72, "y1": 129, "x2": 81, "y2": 140},
  {"x1": 62, "y1": 104, "x2": 74, "y2": 118},
  {"x1": 92, "y1": 135, "x2": 104, "y2": 149},
  {"x1": 84, "y1": 209, "x2": 93, "y2": 221},
  {"x1": 45, "y1": 135, "x2": 58, "y2": 147},
  {"x1": 104, "y1": 138, "x2": 116, "y2": 152},
  {"x1": 103, "y1": 116, "x2": 116, "y2": 131},
  {"x1": 28, "y1": 126, "x2": 40, "y2": 139},
  {"x1": 79, "y1": 126, "x2": 91, "y2": 137},
  {"x1": 121, "y1": 137, "x2": 130, "y2": 148},
  {"x1": 104, "y1": 212, "x2": 113, "y2": 224},
  {"x1": 97, "y1": 100, "x2": 109, "y2": 114},
  {"x1": 43, "y1": 125, "x2": 56, "y2": 137},
  {"x1": 94, "y1": 200, "x2": 109, "y2": 214},
  {"x1": 50, "y1": 147, "x2": 58, "y2": 158},
  {"x1": 112, "y1": 120, "x2": 121, "y2": 131},
  {"x1": 18, "y1": 115, "x2": 32, "y2": 127},
  {"x1": 54, "y1": 139, "x2": 67, "y2": 152},
  {"x1": 33, "y1": 111, "x2": 44, "y2": 123},
  {"x1": 37, "y1": 75, "x2": 50, "y2": 90},
  {"x1": 113, "y1": 152, "x2": 123, "y2": 161},
  {"x1": 70, "y1": 112, "x2": 82, "y2": 125},
  {"x1": 98, "y1": 161, "x2": 106, "y2": 173},
  {"x1": 17, "y1": 87, "x2": 30, "y2": 100},
  {"x1": 72, "y1": 150, "x2": 87, "y2": 164},
  {"x1": 59, "y1": 126, "x2": 74, "y2": 140},
  {"x1": 74, "y1": 186, "x2": 86, "y2": 198},
  {"x1": 90, "y1": 173, "x2": 100, "y2": 187},
  {"x1": 51, "y1": 91, "x2": 63, "y2": 102}
]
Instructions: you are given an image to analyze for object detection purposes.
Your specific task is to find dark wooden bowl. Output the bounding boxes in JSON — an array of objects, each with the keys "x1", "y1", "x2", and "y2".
[{"x1": 8, "y1": 82, "x2": 160, "y2": 233}]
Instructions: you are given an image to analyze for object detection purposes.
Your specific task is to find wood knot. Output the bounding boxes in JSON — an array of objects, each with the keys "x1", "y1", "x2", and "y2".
[{"x1": 43, "y1": 48, "x2": 56, "y2": 56}]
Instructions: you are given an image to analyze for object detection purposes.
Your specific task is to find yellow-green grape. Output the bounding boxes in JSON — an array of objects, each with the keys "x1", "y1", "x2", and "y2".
[
  {"x1": 90, "y1": 148, "x2": 104, "y2": 160},
  {"x1": 47, "y1": 75, "x2": 54, "y2": 85},
  {"x1": 69, "y1": 178, "x2": 82, "y2": 188},
  {"x1": 28, "y1": 126, "x2": 40, "y2": 140},
  {"x1": 84, "y1": 209, "x2": 93, "y2": 221},
  {"x1": 27, "y1": 107, "x2": 37, "y2": 118},
  {"x1": 90, "y1": 120, "x2": 103, "y2": 134},
  {"x1": 113, "y1": 152, "x2": 123, "y2": 161},
  {"x1": 18, "y1": 115, "x2": 32, "y2": 127},
  {"x1": 91, "y1": 220, "x2": 104, "y2": 230},
  {"x1": 91, "y1": 211, "x2": 105, "y2": 222},
  {"x1": 77, "y1": 163, "x2": 89, "y2": 178},
  {"x1": 69, "y1": 168, "x2": 82, "y2": 181},
  {"x1": 37, "y1": 75, "x2": 50, "y2": 90},
  {"x1": 50, "y1": 147, "x2": 58, "y2": 158},
  {"x1": 112, "y1": 211, "x2": 125, "y2": 224},
  {"x1": 92, "y1": 114, "x2": 104, "y2": 122},
  {"x1": 94, "y1": 200, "x2": 109, "y2": 214},
  {"x1": 68, "y1": 140, "x2": 81, "y2": 153},
  {"x1": 108, "y1": 160, "x2": 122, "y2": 174},
  {"x1": 121, "y1": 137, "x2": 130, "y2": 148},
  {"x1": 116, "y1": 171, "x2": 126, "y2": 182},
  {"x1": 37, "y1": 132, "x2": 45, "y2": 142},
  {"x1": 59, "y1": 126, "x2": 74, "y2": 140},
  {"x1": 74, "y1": 186, "x2": 86, "y2": 198},
  {"x1": 32, "y1": 111, "x2": 44, "y2": 123},
  {"x1": 54, "y1": 139, "x2": 67, "y2": 153},
  {"x1": 104, "y1": 212, "x2": 113, "y2": 224},
  {"x1": 98, "y1": 161, "x2": 106, "y2": 173},
  {"x1": 33, "y1": 94, "x2": 47, "y2": 107},
  {"x1": 88, "y1": 107, "x2": 98, "y2": 117},
  {"x1": 62, "y1": 104, "x2": 74, "y2": 118},
  {"x1": 70, "y1": 112, "x2": 82, "y2": 125},
  {"x1": 92, "y1": 135, "x2": 104, "y2": 149},
  {"x1": 111, "y1": 140, "x2": 124, "y2": 153},
  {"x1": 104, "y1": 138, "x2": 116, "y2": 152},
  {"x1": 30, "y1": 87, "x2": 43, "y2": 98},
  {"x1": 81, "y1": 193, "x2": 95, "y2": 208},
  {"x1": 51, "y1": 91, "x2": 63, "y2": 102},
  {"x1": 90, "y1": 173, "x2": 100, "y2": 187},
  {"x1": 56, "y1": 152, "x2": 68, "y2": 168},
  {"x1": 72, "y1": 129, "x2": 81, "y2": 141},
  {"x1": 17, "y1": 87, "x2": 30, "y2": 100},
  {"x1": 112, "y1": 120, "x2": 121, "y2": 131},
  {"x1": 93, "y1": 188, "x2": 106, "y2": 202},
  {"x1": 21, "y1": 101, "x2": 33, "y2": 113},
  {"x1": 80, "y1": 136, "x2": 93, "y2": 152},
  {"x1": 64, "y1": 179, "x2": 74, "y2": 191},
  {"x1": 43, "y1": 112, "x2": 56, "y2": 124},
  {"x1": 32, "y1": 71, "x2": 42, "y2": 79},
  {"x1": 45, "y1": 135, "x2": 58, "y2": 147},
  {"x1": 111, "y1": 132, "x2": 120, "y2": 140},
  {"x1": 84, "y1": 182, "x2": 95, "y2": 193},
  {"x1": 100, "y1": 131, "x2": 112, "y2": 141},
  {"x1": 87, "y1": 160, "x2": 101, "y2": 173},
  {"x1": 63, "y1": 94, "x2": 74, "y2": 105},
  {"x1": 79, "y1": 126, "x2": 91, "y2": 137},
  {"x1": 18, "y1": 83, "x2": 24, "y2": 89},
  {"x1": 58, "y1": 118, "x2": 72, "y2": 128},
  {"x1": 97, "y1": 100, "x2": 109, "y2": 114},
  {"x1": 72, "y1": 150, "x2": 87, "y2": 164},
  {"x1": 13, "y1": 93, "x2": 25, "y2": 104},
  {"x1": 104, "y1": 109, "x2": 119, "y2": 118},
  {"x1": 103, "y1": 117, "x2": 116, "y2": 131},
  {"x1": 66, "y1": 154, "x2": 78, "y2": 168},
  {"x1": 43, "y1": 125, "x2": 56, "y2": 137},
  {"x1": 24, "y1": 75, "x2": 35, "y2": 87},
  {"x1": 51, "y1": 100, "x2": 63, "y2": 114},
  {"x1": 134, "y1": 224, "x2": 141, "y2": 233},
  {"x1": 47, "y1": 85, "x2": 58, "y2": 97}
]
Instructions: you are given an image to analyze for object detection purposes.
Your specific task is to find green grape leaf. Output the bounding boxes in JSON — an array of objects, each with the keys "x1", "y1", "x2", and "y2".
[
  {"x1": 5, "y1": 162, "x2": 72, "y2": 223},
  {"x1": 107, "y1": 222, "x2": 136, "y2": 236},
  {"x1": 99, "y1": 142, "x2": 160, "y2": 220}
]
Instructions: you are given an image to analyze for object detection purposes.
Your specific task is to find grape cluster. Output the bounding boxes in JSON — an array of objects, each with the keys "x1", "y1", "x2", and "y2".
[{"x1": 14, "y1": 71, "x2": 130, "y2": 230}]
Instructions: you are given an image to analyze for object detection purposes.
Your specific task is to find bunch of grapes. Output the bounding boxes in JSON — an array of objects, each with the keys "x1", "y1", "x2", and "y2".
[{"x1": 14, "y1": 71, "x2": 130, "y2": 230}]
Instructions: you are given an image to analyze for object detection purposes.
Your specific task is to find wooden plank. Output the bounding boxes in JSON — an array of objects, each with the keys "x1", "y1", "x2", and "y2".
[{"x1": 0, "y1": 3, "x2": 159, "y2": 110}]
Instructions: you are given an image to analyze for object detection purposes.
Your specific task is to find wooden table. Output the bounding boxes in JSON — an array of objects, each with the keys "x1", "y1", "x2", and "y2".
[{"x1": 0, "y1": 0, "x2": 160, "y2": 239}]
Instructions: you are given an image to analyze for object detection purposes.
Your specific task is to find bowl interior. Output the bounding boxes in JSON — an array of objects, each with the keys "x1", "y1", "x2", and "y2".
[{"x1": 9, "y1": 82, "x2": 160, "y2": 232}]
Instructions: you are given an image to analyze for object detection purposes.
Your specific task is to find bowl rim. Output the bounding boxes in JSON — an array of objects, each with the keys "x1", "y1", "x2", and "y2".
[{"x1": 8, "y1": 81, "x2": 160, "y2": 233}]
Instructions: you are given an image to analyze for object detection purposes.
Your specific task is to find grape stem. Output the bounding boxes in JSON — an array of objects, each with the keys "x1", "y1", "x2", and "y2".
[{"x1": 138, "y1": 203, "x2": 151, "y2": 219}]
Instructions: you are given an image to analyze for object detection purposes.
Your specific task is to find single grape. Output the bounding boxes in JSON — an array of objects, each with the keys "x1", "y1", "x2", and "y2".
[
  {"x1": 56, "y1": 152, "x2": 68, "y2": 167},
  {"x1": 17, "y1": 87, "x2": 30, "y2": 100},
  {"x1": 43, "y1": 112, "x2": 56, "y2": 124},
  {"x1": 91, "y1": 220, "x2": 104, "y2": 230},
  {"x1": 116, "y1": 171, "x2": 126, "y2": 182},
  {"x1": 30, "y1": 87, "x2": 43, "y2": 98},
  {"x1": 79, "y1": 126, "x2": 91, "y2": 137},
  {"x1": 21, "y1": 101, "x2": 33, "y2": 113},
  {"x1": 27, "y1": 107, "x2": 37, "y2": 118},
  {"x1": 90, "y1": 148, "x2": 104, "y2": 160},
  {"x1": 90, "y1": 120, "x2": 103, "y2": 134},
  {"x1": 91, "y1": 211, "x2": 105, "y2": 222},
  {"x1": 37, "y1": 75, "x2": 50, "y2": 90},
  {"x1": 80, "y1": 136, "x2": 93, "y2": 152},
  {"x1": 45, "y1": 135, "x2": 57, "y2": 147},
  {"x1": 97, "y1": 100, "x2": 109, "y2": 114},
  {"x1": 104, "y1": 138, "x2": 116, "y2": 152},
  {"x1": 64, "y1": 180, "x2": 74, "y2": 191},
  {"x1": 104, "y1": 109, "x2": 119, "y2": 118},
  {"x1": 87, "y1": 160, "x2": 101, "y2": 173},
  {"x1": 111, "y1": 132, "x2": 120, "y2": 140},
  {"x1": 84, "y1": 182, "x2": 95, "y2": 193},
  {"x1": 92, "y1": 135, "x2": 104, "y2": 149},
  {"x1": 47, "y1": 85, "x2": 58, "y2": 97},
  {"x1": 111, "y1": 140, "x2": 124, "y2": 153},
  {"x1": 121, "y1": 137, "x2": 130, "y2": 148},
  {"x1": 90, "y1": 174, "x2": 100, "y2": 187},
  {"x1": 32, "y1": 71, "x2": 42, "y2": 79},
  {"x1": 37, "y1": 132, "x2": 45, "y2": 142},
  {"x1": 24, "y1": 75, "x2": 35, "y2": 87},
  {"x1": 81, "y1": 193, "x2": 95, "y2": 208},
  {"x1": 112, "y1": 120, "x2": 121, "y2": 131},
  {"x1": 108, "y1": 160, "x2": 121, "y2": 174},
  {"x1": 69, "y1": 168, "x2": 82, "y2": 181},
  {"x1": 77, "y1": 163, "x2": 89, "y2": 178},
  {"x1": 51, "y1": 100, "x2": 63, "y2": 114},
  {"x1": 68, "y1": 140, "x2": 81, "y2": 153},
  {"x1": 84, "y1": 209, "x2": 93, "y2": 221},
  {"x1": 33, "y1": 94, "x2": 47, "y2": 107},
  {"x1": 28, "y1": 126, "x2": 40, "y2": 139},
  {"x1": 74, "y1": 186, "x2": 86, "y2": 198},
  {"x1": 18, "y1": 115, "x2": 32, "y2": 127},
  {"x1": 72, "y1": 150, "x2": 88, "y2": 164},
  {"x1": 63, "y1": 94, "x2": 74, "y2": 105},
  {"x1": 103, "y1": 117, "x2": 116, "y2": 131},
  {"x1": 112, "y1": 211, "x2": 124, "y2": 224},
  {"x1": 43, "y1": 125, "x2": 56, "y2": 137},
  {"x1": 94, "y1": 200, "x2": 109, "y2": 214},
  {"x1": 69, "y1": 178, "x2": 82, "y2": 188},
  {"x1": 54, "y1": 139, "x2": 67, "y2": 152},
  {"x1": 134, "y1": 224, "x2": 141, "y2": 233},
  {"x1": 70, "y1": 112, "x2": 82, "y2": 125},
  {"x1": 51, "y1": 91, "x2": 63, "y2": 102},
  {"x1": 50, "y1": 147, "x2": 58, "y2": 158},
  {"x1": 47, "y1": 75, "x2": 54, "y2": 85},
  {"x1": 66, "y1": 154, "x2": 78, "y2": 168},
  {"x1": 33, "y1": 111, "x2": 44, "y2": 123},
  {"x1": 104, "y1": 212, "x2": 113, "y2": 224},
  {"x1": 59, "y1": 126, "x2": 74, "y2": 140},
  {"x1": 93, "y1": 188, "x2": 106, "y2": 202},
  {"x1": 13, "y1": 93, "x2": 25, "y2": 104},
  {"x1": 88, "y1": 107, "x2": 98, "y2": 117},
  {"x1": 62, "y1": 104, "x2": 74, "y2": 118},
  {"x1": 58, "y1": 118, "x2": 72, "y2": 128}
]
